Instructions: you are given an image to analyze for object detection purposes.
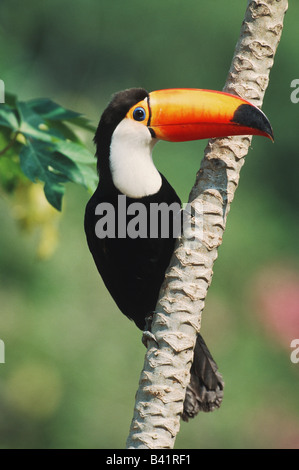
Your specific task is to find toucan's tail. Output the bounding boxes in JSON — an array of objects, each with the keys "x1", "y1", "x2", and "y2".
[{"x1": 182, "y1": 333, "x2": 224, "y2": 421}]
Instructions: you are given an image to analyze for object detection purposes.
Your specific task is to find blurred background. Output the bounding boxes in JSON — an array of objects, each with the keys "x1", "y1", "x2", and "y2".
[{"x1": 0, "y1": 0, "x2": 298, "y2": 449}]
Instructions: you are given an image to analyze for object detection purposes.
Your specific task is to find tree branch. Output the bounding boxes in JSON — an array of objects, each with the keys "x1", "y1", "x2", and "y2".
[{"x1": 126, "y1": 0, "x2": 288, "y2": 449}]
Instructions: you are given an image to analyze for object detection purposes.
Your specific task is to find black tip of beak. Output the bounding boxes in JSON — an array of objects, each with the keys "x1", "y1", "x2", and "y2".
[{"x1": 232, "y1": 104, "x2": 274, "y2": 142}]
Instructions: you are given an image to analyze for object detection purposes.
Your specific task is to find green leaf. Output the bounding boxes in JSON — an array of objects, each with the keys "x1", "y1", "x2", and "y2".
[
  {"x1": 53, "y1": 140, "x2": 97, "y2": 191},
  {"x1": 1, "y1": 94, "x2": 98, "y2": 210},
  {"x1": 45, "y1": 120, "x2": 82, "y2": 143},
  {"x1": 27, "y1": 97, "x2": 96, "y2": 132},
  {"x1": 0, "y1": 104, "x2": 20, "y2": 130},
  {"x1": 19, "y1": 139, "x2": 85, "y2": 210},
  {"x1": 17, "y1": 101, "x2": 64, "y2": 143},
  {"x1": 27, "y1": 98, "x2": 81, "y2": 121},
  {"x1": 74, "y1": 161, "x2": 98, "y2": 192},
  {"x1": 44, "y1": 178, "x2": 66, "y2": 211},
  {"x1": 53, "y1": 139, "x2": 95, "y2": 164},
  {"x1": 0, "y1": 128, "x2": 19, "y2": 158},
  {"x1": 65, "y1": 116, "x2": 97, "y2": 133}
]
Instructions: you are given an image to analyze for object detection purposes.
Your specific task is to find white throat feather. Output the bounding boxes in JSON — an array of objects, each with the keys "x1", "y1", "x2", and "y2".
[{"x1": 109, "y1": 118, "x2": 161, "y2": 198}]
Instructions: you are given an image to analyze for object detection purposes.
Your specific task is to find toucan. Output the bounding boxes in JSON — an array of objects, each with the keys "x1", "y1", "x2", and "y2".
[{"x1": 84, "y1": 88, "x2": 273, "y2": 421}]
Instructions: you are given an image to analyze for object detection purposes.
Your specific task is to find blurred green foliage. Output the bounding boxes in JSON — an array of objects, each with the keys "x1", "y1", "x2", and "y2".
[
  {"x1": 0, "y1": 94, "x2": 97, "y2": 209},
  {"x1": 0, "y1": 0, "x2": 299, "y2": 449}
]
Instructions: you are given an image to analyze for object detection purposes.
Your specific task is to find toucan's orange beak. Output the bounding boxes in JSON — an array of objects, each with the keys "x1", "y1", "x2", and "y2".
[{"x1": 146, "y1": 88, "x2": 273, "y2": 142}]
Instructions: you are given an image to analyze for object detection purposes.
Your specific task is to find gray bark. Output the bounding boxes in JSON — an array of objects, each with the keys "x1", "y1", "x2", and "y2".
[{"x1": 126, "y1": 0, "x2": 288, "y2": 449}]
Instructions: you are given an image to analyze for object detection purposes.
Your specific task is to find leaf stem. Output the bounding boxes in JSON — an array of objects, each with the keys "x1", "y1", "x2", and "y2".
[{"x1": 0, "y1": 131, "x2": 20, "y2": 157}]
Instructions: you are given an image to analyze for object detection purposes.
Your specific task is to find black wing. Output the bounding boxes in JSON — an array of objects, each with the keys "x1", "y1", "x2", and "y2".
[{"x1": 84, "y1": 176, "x2": 181, "y2": 330}]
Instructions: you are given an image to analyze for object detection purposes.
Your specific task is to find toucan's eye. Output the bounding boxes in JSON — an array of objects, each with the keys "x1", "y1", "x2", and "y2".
[{"x1": 133, "y1": 107, "x2": 146, "y2": 122}]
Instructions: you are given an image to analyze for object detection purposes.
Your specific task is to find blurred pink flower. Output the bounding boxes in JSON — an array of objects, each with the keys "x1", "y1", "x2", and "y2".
[{"x1": 253, "y1": 265, "x2": 299, "y2": 347}]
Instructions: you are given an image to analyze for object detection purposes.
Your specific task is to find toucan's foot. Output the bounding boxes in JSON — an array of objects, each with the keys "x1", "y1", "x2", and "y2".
[{"x1": 142, "y1": 311, "x2": 158, "y2": 348}]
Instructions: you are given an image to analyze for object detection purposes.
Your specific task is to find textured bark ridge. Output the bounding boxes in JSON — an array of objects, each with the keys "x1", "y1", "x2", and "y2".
[{"x1": 126, "y1": 0, "x2": 288, "y2": 449}]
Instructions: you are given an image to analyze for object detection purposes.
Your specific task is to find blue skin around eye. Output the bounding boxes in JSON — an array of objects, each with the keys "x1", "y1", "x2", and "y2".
[{"x1": 133, "y1": 107, "x2": 146, "y2": 121}]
